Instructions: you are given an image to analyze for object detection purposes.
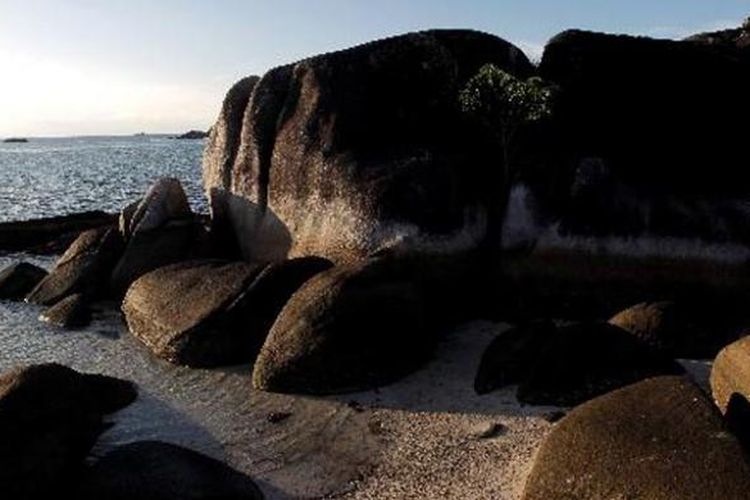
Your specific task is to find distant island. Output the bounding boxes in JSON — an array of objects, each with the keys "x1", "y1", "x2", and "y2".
[
  {"x1": 174, "y1": 129, "x2": 209, "y2": 140},
  {"x1": 2, "y1": 138, "x2": 28, "y2": 143}
]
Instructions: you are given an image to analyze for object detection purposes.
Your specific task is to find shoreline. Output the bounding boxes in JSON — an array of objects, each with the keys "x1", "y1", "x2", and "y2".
[
  {"x1": 0, "y1": 272, "x2": 556, "y2": 499},
  {"x1": 0, "y1": 255, "x2": 714, "y2": 498}
]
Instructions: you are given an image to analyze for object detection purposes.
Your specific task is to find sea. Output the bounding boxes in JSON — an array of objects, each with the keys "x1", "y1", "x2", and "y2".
[{"x1": 0, "y1": 135, "x2": 207, "y2": 222}]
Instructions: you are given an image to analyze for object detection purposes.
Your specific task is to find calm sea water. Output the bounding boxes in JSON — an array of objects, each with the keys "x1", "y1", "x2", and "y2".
[{"x1": 0, "y1": 135, "x2": 206, "y2": 222}]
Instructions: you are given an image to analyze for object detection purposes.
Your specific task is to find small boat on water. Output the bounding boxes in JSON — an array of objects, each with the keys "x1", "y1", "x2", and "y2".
[{"x1": 2, "y1": 137, "x2": 28, "y2": 143}]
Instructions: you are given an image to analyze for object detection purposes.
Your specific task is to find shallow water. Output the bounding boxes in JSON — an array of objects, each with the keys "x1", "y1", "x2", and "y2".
[{"x1": 0, "y1": 136, "x2": 206, "y2": 221}]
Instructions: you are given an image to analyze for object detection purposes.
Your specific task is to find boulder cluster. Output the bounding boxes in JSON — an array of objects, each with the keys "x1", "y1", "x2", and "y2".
[{"x1": 3, "y1": 20, "x2": 750, "y2": 498}]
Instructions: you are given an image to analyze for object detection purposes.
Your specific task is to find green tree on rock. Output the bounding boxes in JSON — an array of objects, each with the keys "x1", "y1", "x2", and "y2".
[{"x1": 459, "y1": 64, "x2": 554, "y2": 247}]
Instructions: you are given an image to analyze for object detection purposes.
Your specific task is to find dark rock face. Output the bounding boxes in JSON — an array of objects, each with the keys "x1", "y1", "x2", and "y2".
[
  {"x1": 77, "y1": 441, "x2": 263, "y2": 500},
  {"x1": 686, "y1": 18, "x2": 750, "y2": 52},
  {"x1": 609, "y1": 300, "x2": 741, "y2": 359},
  {"x1": 123, "y1": 260, "x2": 262, "y2": 366},
  {"x1": 227, "y1": 256, "x2": 334, "y2": 356},
  {"x1": 540, "y1": 30, "x2": 750, "y2": 198},
  {"x1": 127, "y1": 177, "x2": 192, "y2": 235},
  {"x1": 474, "y1": 320, "x2": 556, "y2": 395},
  {"x1": 26, "y1": 227, "x2": 123, "y2": 305},
  {"x1": 0, "y1": 364, "x2": 137, "y2": 498},
  {"x1": 253, "y1": 258, "x2": 430, "y2": 394},
  {"x1": 111, "y1": 220, "x2": 203, "y2": 297},
  {"x1": 0, "y1": 210, "x2": 115, "y2": 254},
  {"x1": 522, "y1": 376, "x2": 750, "y2": 500},
  {"x1": 203, "y1": 76, "x2": 261, "y2": 260},
  {"x1": 710, "y1": 336, "x2": 750, "y2": 413},
  {"x1": 517, "y1": 323, "x2": 683, "y2": 406},
  {"x1": 40, "y1": 293, "x2": 92, "y2": 329},
  {"x1": 110, "y1": 178, "x2": 199, "y2": 297},
  {"x1": 204, "y1": 30, "x2": 534, "y2": 263},
  {"x1": 514, "y1": 29, "x2": 750, "y2": 247},
  {"x1": 203, "y1": 76, "x2": 261, "y2": 198},
  {"x1": 0, "y1": 262, "x2": 48, "y2": 300},
  {"x1": 725, "y1": 392, "x2": 750, "y2": 452}
]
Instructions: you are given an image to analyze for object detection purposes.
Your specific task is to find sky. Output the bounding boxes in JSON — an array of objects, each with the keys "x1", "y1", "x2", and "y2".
[{"x1": 1, "y1": 0, "x2": 748, "y2": 137}]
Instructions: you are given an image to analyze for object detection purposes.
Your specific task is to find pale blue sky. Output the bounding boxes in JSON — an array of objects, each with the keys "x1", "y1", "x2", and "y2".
[{"x1": 1, "y1": 0, "x2": 748, "y2": 136}]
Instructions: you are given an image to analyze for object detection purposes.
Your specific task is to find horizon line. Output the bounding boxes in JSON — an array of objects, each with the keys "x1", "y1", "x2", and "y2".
[{"x1": 1, "y1": 131, "x2": 210, "y2": 140}]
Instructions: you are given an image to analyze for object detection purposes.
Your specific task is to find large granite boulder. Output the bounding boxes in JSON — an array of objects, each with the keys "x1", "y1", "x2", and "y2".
[
  {"x1": 111, "y1": 220, "x2": 203, "y2": 297},
  {"x1": 710, "y1": 336, "x2": 750, "y2": 413},
  {"x1": 77, "y1": 441, "x2": 263, "y2": 499},
  {"x1": 474, "y1": 320, "x2": 556, "y2": 395},
  {"x1": 25, "y1": 226, "x2": 123, "y2": 305},
  {"x1": 123, "y1": 258, "x2": 329, "y2": 367},
  {"x1": 0, "y1": 364, "x2": 137, "y2": 498},
  {"x1": 203, "y1": 76, "x2": 262, "y2": 259},
  {"x1": 253, "y1": 258, "x2": 430, "y2": 394},
  {"x1": 517, "y1": 323, "x2": 683, "y2": 406},
  {"x1": 473, "y1": 320, "x2": 684, "y2": 405},
  {"x1": 522, "y1": 376, "x2": 750, "y2": 499},
  {"x1": 528, "y1": 29, "x2": 750, "y2": 245},
  {"x1": 124, "y1": 260, "x2": 263, "y2": 366},
  {"x1": 540, "y1": 29, "x2": 750, "y2": 198},
  {"x1": 127, "y1": 177, "x2": 192, "y2": 235},
  {"x1": 204, "y1": 30, "x2": 534, "y2": 263},
  {"x1": 111, "y1": 178, "x2": 201, "y2": 297},
  {"x1": 609, "y1": 300, "x2": 741, "y2": 359},
  {"x1": 0, "y1": 262, "x2": 48, "y2": 300}
]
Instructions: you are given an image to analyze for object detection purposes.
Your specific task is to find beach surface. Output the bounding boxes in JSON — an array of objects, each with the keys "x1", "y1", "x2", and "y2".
[
  {"x1": 0, "y1": 252, "x2": 716, "y2": 499},
  {"x1": 0, "y1": 252, "x2": 555, "y2": 499}
]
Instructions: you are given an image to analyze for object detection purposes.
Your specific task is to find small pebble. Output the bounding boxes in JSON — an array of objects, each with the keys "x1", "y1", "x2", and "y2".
[
  {"x1": 267, "y1": 412, "x2": 292, "y2": 424},
  {"x1": 476, "y1": 422, "x2": 508, "y2": 440},
  {"x1": 368, "y1": 418, "x2": 386, "y2": 435},
  {"x1": 347, "y1": 400, "x2": 365, "y2": 412}
]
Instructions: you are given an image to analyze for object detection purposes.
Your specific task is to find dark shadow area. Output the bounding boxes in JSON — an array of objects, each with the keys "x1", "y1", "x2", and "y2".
[
  {"x1": 726, "y1": 392, "x2": 750, "y2": 453},
  {"x1": 316, "y1": 320, "x2": 564, "y2": 418},
  {"x1": 215, "y1": 190, "x2": 292, "y2": 262}
]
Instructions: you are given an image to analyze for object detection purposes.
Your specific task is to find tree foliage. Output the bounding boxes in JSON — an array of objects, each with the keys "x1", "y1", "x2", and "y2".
[{"x1": 459, "y1": 64, "x2": 554, "y2": 175}]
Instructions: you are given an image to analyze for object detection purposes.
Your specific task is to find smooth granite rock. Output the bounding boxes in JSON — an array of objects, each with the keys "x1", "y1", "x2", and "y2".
[
  {"x1": 252, "y1": 258, "x2": 430, "y2": 394},
  {"x1": 522, "y1": 376, "x2": 750, "y2": 500},
  {"x1": 0, "y1": 364, "x2": 136, "y2": 498},
  {"x1": 39, "y1": 293, "x2": 92, "y2": 329},
  {"x1": 517, "y1": 322, "x2": 684, "y2": 406},
  {"x1": 609, "y1": 300, "x2": 741, "y2": 359},
  {"x1": 205, "y1": 30, "x2": 534, "y2": 263},
  {"x1": 711, "y1": 335, "x2": 750, "y2": 413},
  {"x1": 123, "y1": 260, "x2": 265, "y2": 366},
  {"x1": 25, "y1": 227, "x2": 123, "y2": 305},
  {"x1": 0, "y1": 262, "x2": 48, "y2": 300},
  {"x1": 474, "y1": 320, "x2": 556, "y2": 395}
]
